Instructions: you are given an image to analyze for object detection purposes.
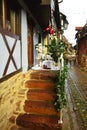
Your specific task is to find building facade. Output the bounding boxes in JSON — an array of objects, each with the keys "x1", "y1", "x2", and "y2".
[{"x1": 75, "y1": 23, "x2": 87, "y2": 69}]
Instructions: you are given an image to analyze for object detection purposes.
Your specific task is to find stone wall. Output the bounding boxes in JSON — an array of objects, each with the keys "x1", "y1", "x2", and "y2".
[{"x1": 0, "y1": 70, "x2": 32, "y2": 130}]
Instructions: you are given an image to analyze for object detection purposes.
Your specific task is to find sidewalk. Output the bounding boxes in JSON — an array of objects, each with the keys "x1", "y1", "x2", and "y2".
[
  {"x1": 63, "y1": 65, "x2": 87, "y2": 130},
  {"x1": 68, "y1": 65, "x2": 87, "y2": 103}
]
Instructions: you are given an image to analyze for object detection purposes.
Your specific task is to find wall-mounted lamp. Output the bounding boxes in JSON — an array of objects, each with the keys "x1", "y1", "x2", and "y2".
[
  {"x1": 64, "y1": 19, "x2": 69, "y2": 30},
  {"x1": 58, "y1": 0, "x2": 63, "y2": 4},
  {"x1": 60, "y1": 13, "x2": 69, "y2": 31}
]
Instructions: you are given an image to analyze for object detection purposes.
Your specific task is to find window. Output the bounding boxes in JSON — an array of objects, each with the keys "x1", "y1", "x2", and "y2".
[
  {"x1": 6, "y1": 0, "x2": 21, "y2": 35},
  {"x1": 0, "y1": 0, "x2": 21, "y2": 36}
]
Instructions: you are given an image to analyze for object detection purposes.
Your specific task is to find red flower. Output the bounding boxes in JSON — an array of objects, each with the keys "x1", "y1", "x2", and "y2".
[
  {"x1": 50, "y1": 28, "x2": 55, "y2": 34},
  {"x1": 44, "y1": 26, "x2": 55, "y2": 35}
]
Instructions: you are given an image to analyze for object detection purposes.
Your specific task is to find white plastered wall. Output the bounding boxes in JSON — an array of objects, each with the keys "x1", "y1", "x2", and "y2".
[{"x1": 21, "y1": 10, "x2": 28, "y2": 72}]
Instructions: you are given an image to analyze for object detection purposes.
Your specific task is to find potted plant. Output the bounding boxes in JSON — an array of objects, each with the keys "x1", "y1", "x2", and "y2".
[{"x1": 45, "y1": 38, "x2": 65, "y2": 63}]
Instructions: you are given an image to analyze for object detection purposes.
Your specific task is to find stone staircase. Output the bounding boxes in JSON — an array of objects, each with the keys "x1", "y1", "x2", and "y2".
[{"x1": 16, "y1": 70, "x2": 62, "y2": 130}]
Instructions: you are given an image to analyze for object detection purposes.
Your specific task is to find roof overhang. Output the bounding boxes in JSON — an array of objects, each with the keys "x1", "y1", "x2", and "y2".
[
  {"x1": 75, "y1": 27, "x2": 82, "y2": 31},
  {"x1": 17, "y1": 0, "x2": 51, "y2": 30}
]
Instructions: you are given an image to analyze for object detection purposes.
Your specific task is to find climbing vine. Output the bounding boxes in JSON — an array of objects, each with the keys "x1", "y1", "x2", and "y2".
[
  {"x1": 44, "y1": 37, "x2": 68, "y2": 111},
  {"x1": 54, "y1": 64, "x2": 68, "y2": 112}
]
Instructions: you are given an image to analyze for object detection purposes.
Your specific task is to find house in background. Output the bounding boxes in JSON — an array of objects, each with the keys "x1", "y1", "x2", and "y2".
[{"x1": 75, "y1": 23, "x2": 87, "y2": 69}]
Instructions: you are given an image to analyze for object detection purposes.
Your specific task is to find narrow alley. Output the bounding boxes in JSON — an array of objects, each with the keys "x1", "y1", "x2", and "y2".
[{"x1": 0, "y1": 1, "x2": 87, "y2": 130}]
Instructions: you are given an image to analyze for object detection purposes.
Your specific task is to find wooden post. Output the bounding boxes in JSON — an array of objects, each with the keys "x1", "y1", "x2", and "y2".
[
  {"x1": 58, "y1": 109, "x2": 63, "y2": 124},
  {"x1": 28, "y1": 20, "x2": 33, "y2": 68},
  {"x1": 2, "y1": 0, "x2": 7, "y2": 29}
]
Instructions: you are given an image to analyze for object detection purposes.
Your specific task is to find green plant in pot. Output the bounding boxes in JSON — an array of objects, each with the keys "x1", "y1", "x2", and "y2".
[{"x1": 45, "y1": 38, "x2": 65, "y2": 63}]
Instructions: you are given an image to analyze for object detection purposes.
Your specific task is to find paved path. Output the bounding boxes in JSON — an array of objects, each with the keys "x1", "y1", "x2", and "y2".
[
  {"x1": 69, "y1": 65, "x2": 87, "y2": 103},
  {"x1": 66, "y1": 65, "x2": 87, "y2": 130}
]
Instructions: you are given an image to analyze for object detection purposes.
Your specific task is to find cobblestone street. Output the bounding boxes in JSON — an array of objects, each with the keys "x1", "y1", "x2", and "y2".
[{"x1": 64, "y1": 65, "x2": 87, "y2": 130}]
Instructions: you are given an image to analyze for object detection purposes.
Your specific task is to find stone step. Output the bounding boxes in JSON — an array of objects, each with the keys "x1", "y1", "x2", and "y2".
[
  {"x1": 27, "y1": 89, "x2": 56, "y2": 101},
  {"x1": 25, "y1": 79, "x2": 56, "y2": 90},
  {"x1": 16, "y1": 70, "x2": 61, "y2": 130},
  {"x1": 24, "y1": 100, "x2": 59, "y2": 116},
  {"x1": 16, "y1": 124, "x2": 61, "y2": 130},
  {"x1": 16, "y1": 113, "x2": 62, "y2": 130},
  {"x1": 30, "y1": 70, "x2": 57, "y2": 81}
]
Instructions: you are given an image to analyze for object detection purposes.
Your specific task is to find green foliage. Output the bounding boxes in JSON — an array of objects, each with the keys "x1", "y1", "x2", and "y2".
[
  {"x1": 54, "y1": 64, "x2": 68, "y2": 111},
  {"x1": 45, "y1": 38, "x2": 65, "y2": 62},
  {"x1": 45, "y1": 37, "x2": 68, "y2": 111}
]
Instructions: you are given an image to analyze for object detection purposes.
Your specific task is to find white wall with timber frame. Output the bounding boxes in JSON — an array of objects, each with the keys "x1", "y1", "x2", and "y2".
[{"x1": 0, "y1": 28, "x2": 22, "y2": 79}]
